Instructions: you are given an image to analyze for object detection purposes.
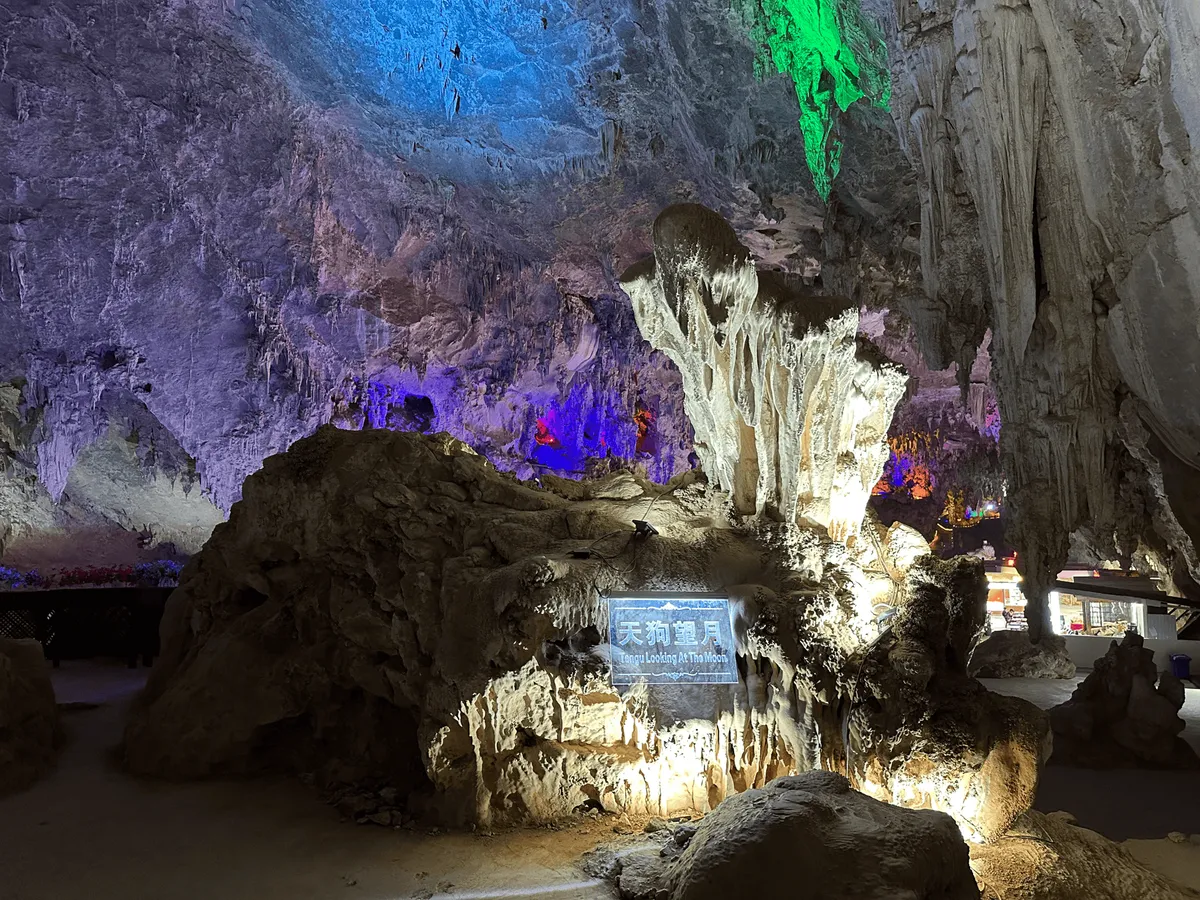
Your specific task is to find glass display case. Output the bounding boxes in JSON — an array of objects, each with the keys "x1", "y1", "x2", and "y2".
[{"x1": 1050, "y1": 591, "x2": 1146, "y2": 637}]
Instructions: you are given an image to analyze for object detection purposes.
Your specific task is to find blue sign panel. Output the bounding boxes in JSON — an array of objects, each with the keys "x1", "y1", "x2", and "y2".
[{"x1": 607, "y1": 593, "x2": 739, "y2": 685}]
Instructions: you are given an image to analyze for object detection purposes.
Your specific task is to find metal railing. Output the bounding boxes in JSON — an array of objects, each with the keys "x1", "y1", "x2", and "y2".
[{"x1": 0, "y1": 587, "x2": 173, "y2": 667}]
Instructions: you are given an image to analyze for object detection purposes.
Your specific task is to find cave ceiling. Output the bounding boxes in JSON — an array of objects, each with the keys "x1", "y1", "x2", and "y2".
[
  {"x1": 0, "y1": 0, "x2": 913, "y2": 507},
  {"x1": 1, "y1": 0, "x2": 1197, "y2": 613}
]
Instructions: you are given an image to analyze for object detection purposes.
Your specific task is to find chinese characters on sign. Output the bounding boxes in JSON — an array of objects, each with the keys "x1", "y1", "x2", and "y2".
[{"x1": 607, "y1": 594, "x2": 738, "y2": 685}]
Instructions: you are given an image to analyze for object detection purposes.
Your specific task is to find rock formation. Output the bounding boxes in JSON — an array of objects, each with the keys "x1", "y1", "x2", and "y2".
[
  {"x1": 969, "y1": 632, "x2": 1077, "y2": 680},
  {"x1": 0, "y1": 0, "x2": 841, "y2": 562},
  {"x1": 846, "y1": 556, "x2": 1050, "y2": 842},
  {"x1": 123, "y1": 426, "x2": 1047, "y2": 843},
  {"x1": 971, "y1": 810, "x2": 1200, "y2": 900},
  {"x1": 1049, "y1": 632, "x2": 1200, "y2": 769},
  {"x1": 4, "y1": 0, "x2": 1199, "y2": 662},
  {"x1": 607, "y1": 771, "x2": 981, "y2": 900},
  {"x1": 885, "y1": 0, "x2": 1200, "y2": 633},
  {"x1": 0, "y1": 638, "x2": 62, "y2": 795},
  {"x1": 602, "y1": 789, "x2": 1200, "y2": 900},
  {"x1": 621, "y1": 204, "x2": 907, "y2": 541}
]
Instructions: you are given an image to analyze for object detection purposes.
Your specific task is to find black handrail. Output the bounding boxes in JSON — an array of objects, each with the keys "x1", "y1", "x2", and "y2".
[{"x1": 0, "y1": 586, "x2": 173, "y2": 668}]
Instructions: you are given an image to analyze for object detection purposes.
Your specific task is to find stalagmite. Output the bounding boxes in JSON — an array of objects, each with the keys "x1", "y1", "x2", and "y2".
[{"x1": 621, "y1": 204, "x2": 907, "y2": 541}]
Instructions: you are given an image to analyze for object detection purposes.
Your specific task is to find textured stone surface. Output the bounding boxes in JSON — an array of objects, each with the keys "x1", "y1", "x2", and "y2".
[
  {"x1": 0, "y1": 639, "x2": 62, "y2": 796},
  {"x1": 621, "y1": 204, "x2": 907, "y2": 540},
  {"x1": 123, "y1": 427, "x2": 1044, "y2": 839},
  {"x1": 848, "y1": 556, "x2": 1050, "y2": 842},
  {"x1": 1049, "y1": 633, "x2": 1200, "y2": 769},
  {"x1": 969, "y1": 632, "x2": 1077, "y2": 681},
  {"x1": 613, "y1": 771, "x2": 980, "y2": 900},
  {"x1": 0, "y1": 386, "x2": 223, "y2": 565},
  {"x1": 2, "y1": 0, "x2": 1198, "y2": 654},
  {"x1": 1, "y1": 0, "x2": 886, "y2": 562},
  {"x1": 972, "y1": 810, "x2": 1200, "y2": 900},
  {"x1": 885, "y1": 0, "x2": 1200, "y2": 629}
]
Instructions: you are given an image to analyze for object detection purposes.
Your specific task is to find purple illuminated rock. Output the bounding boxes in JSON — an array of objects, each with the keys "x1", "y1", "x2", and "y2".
[{"x1": 0, "y1": 0, "x2": 846, "y2": 567}]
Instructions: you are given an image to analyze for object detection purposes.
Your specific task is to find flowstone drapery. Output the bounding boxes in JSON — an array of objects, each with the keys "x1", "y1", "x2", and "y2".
[
  {"x1": 885, "y1": 0, "x2": 1200, "y2": 635},
  {"x1": 621, "y1": 204, "x2": 906, "y2": 541}
]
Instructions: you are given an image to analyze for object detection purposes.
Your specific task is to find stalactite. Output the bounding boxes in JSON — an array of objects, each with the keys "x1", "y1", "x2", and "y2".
[{"x1": 622, "y1": 204, "x2": 906, "y2": 539}]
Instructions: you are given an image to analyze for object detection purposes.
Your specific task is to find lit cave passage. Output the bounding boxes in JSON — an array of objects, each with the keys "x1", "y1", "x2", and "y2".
[{"x1": 2, "y1": 0, "x2": 1200, "y2": 898}]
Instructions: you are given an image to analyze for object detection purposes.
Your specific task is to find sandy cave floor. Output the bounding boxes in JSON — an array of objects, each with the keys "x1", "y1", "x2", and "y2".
[
  {"x1": 0, "y1": 662, "x2": 625, "y2": 900},
  {"x1": 2, "y1": 664, "x2": 1200, "y2": 899},
  {"x1": 982, "y1": 675, "x2": 1200, "y2": 847}
]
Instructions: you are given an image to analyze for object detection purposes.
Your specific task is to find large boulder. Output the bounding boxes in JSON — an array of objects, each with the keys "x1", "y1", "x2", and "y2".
[
  {"x1": 972, "y1": 810, "x2": 1200, "y2": 900},
  {"x1": 969, "y1": 632, "x2": 1077, "y2": 680},
  {"x1": 0, "y1": 638, "x2": 62, "y2": 795},
  {"x1": 1049, "y1": 633, "x2": 1200, "y2": 769},
  {"x1": 123, "y1": 427, "x2": 1046, "y2": 837},
  {"x1": 612, "y1": 772, "x2": 980, "y2": 900}
]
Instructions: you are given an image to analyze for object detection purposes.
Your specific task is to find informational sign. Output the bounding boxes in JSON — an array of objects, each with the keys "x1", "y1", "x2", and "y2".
[{"x1": 607, "y1": 593, "x2": 738, "y2": 685}]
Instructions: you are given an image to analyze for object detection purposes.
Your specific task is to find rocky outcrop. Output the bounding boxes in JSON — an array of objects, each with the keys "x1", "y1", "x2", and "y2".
[
  {"x1": 1049, "y1": 633, "x2": 1199, "y2": 769},
  {"x1": 972, "y1": 810, "x2": 1200, "y2": 900},
  {"x1": 608, "y1": 771, "x2": 980, "y2": 900},
  {"x1": 886, "y1": 0, "x2": 1200, "y2": 633},
  {"x1": 122, "y1": 427, "x2": 842, "y2": 825},
  {"x1": 0, "y1": 638, "x2": 62, "y2": 795},
  {"x1": 847, "y1": 556, "x2": 1050, "y2": 842},
  {"x1": 0, "y1": 383, "x2": 223, "y2": 567},
  {"x1": 969, "y1": 632, "x2": 1077, "y2": 680},
  {"x1": 123, "y1": 427, "x2": 1046, "y2": 839},
  {"x1": 621, "y1": 204, "x2": 907, "y2": 541},
  {"x1": 604, "y1": 796, "x2": 1200, "y2": 900}
]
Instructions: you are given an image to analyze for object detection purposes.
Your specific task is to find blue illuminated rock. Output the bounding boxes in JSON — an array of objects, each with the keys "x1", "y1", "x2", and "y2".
[{"x1": 0, "y1": 0, "x2": 887, "y2": 563}]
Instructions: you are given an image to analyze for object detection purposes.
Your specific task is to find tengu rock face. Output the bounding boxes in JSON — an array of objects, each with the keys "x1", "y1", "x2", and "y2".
[
  {"x1": 622, "y1": 204, "x2": 907, "y2": 541},
  {"x1": 124, "y1": 427, "x2": 1047, "y2": 843}
]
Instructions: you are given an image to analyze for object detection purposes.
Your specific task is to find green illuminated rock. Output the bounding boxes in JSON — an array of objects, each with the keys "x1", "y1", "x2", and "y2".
[{"x1": 736, "y1": 0, "x2": 890, "y2": 200}]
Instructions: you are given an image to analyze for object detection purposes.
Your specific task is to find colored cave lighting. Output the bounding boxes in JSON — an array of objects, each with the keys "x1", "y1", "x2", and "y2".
[
  {"x1": 964, "y1": 498, "x2": 1001, "y2": 521},
  {"x1": 529, "y1": 400, "x2": 612, "y2": 473},
  {"x1": 316, "y1": 0, "x2": 600, "y2": 156},
  {"x1": 939, "y1": 492, "x2": 1002, "y2": 529},
  {"x1": 736, "y1": 0, "x2": 890, "y2": 200},
  {"x1": 634, "y1": 406, "x2": 657, "y2": 454},
  {"x1": 351, "y1": 376, "x2": 676, "y2": 481},
  {"x1": 872, "y1": 432, "x2": 936, "y2": 500},
  {"x1": 534, "y1": 413, "x2": 563, "y2": 448}
]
